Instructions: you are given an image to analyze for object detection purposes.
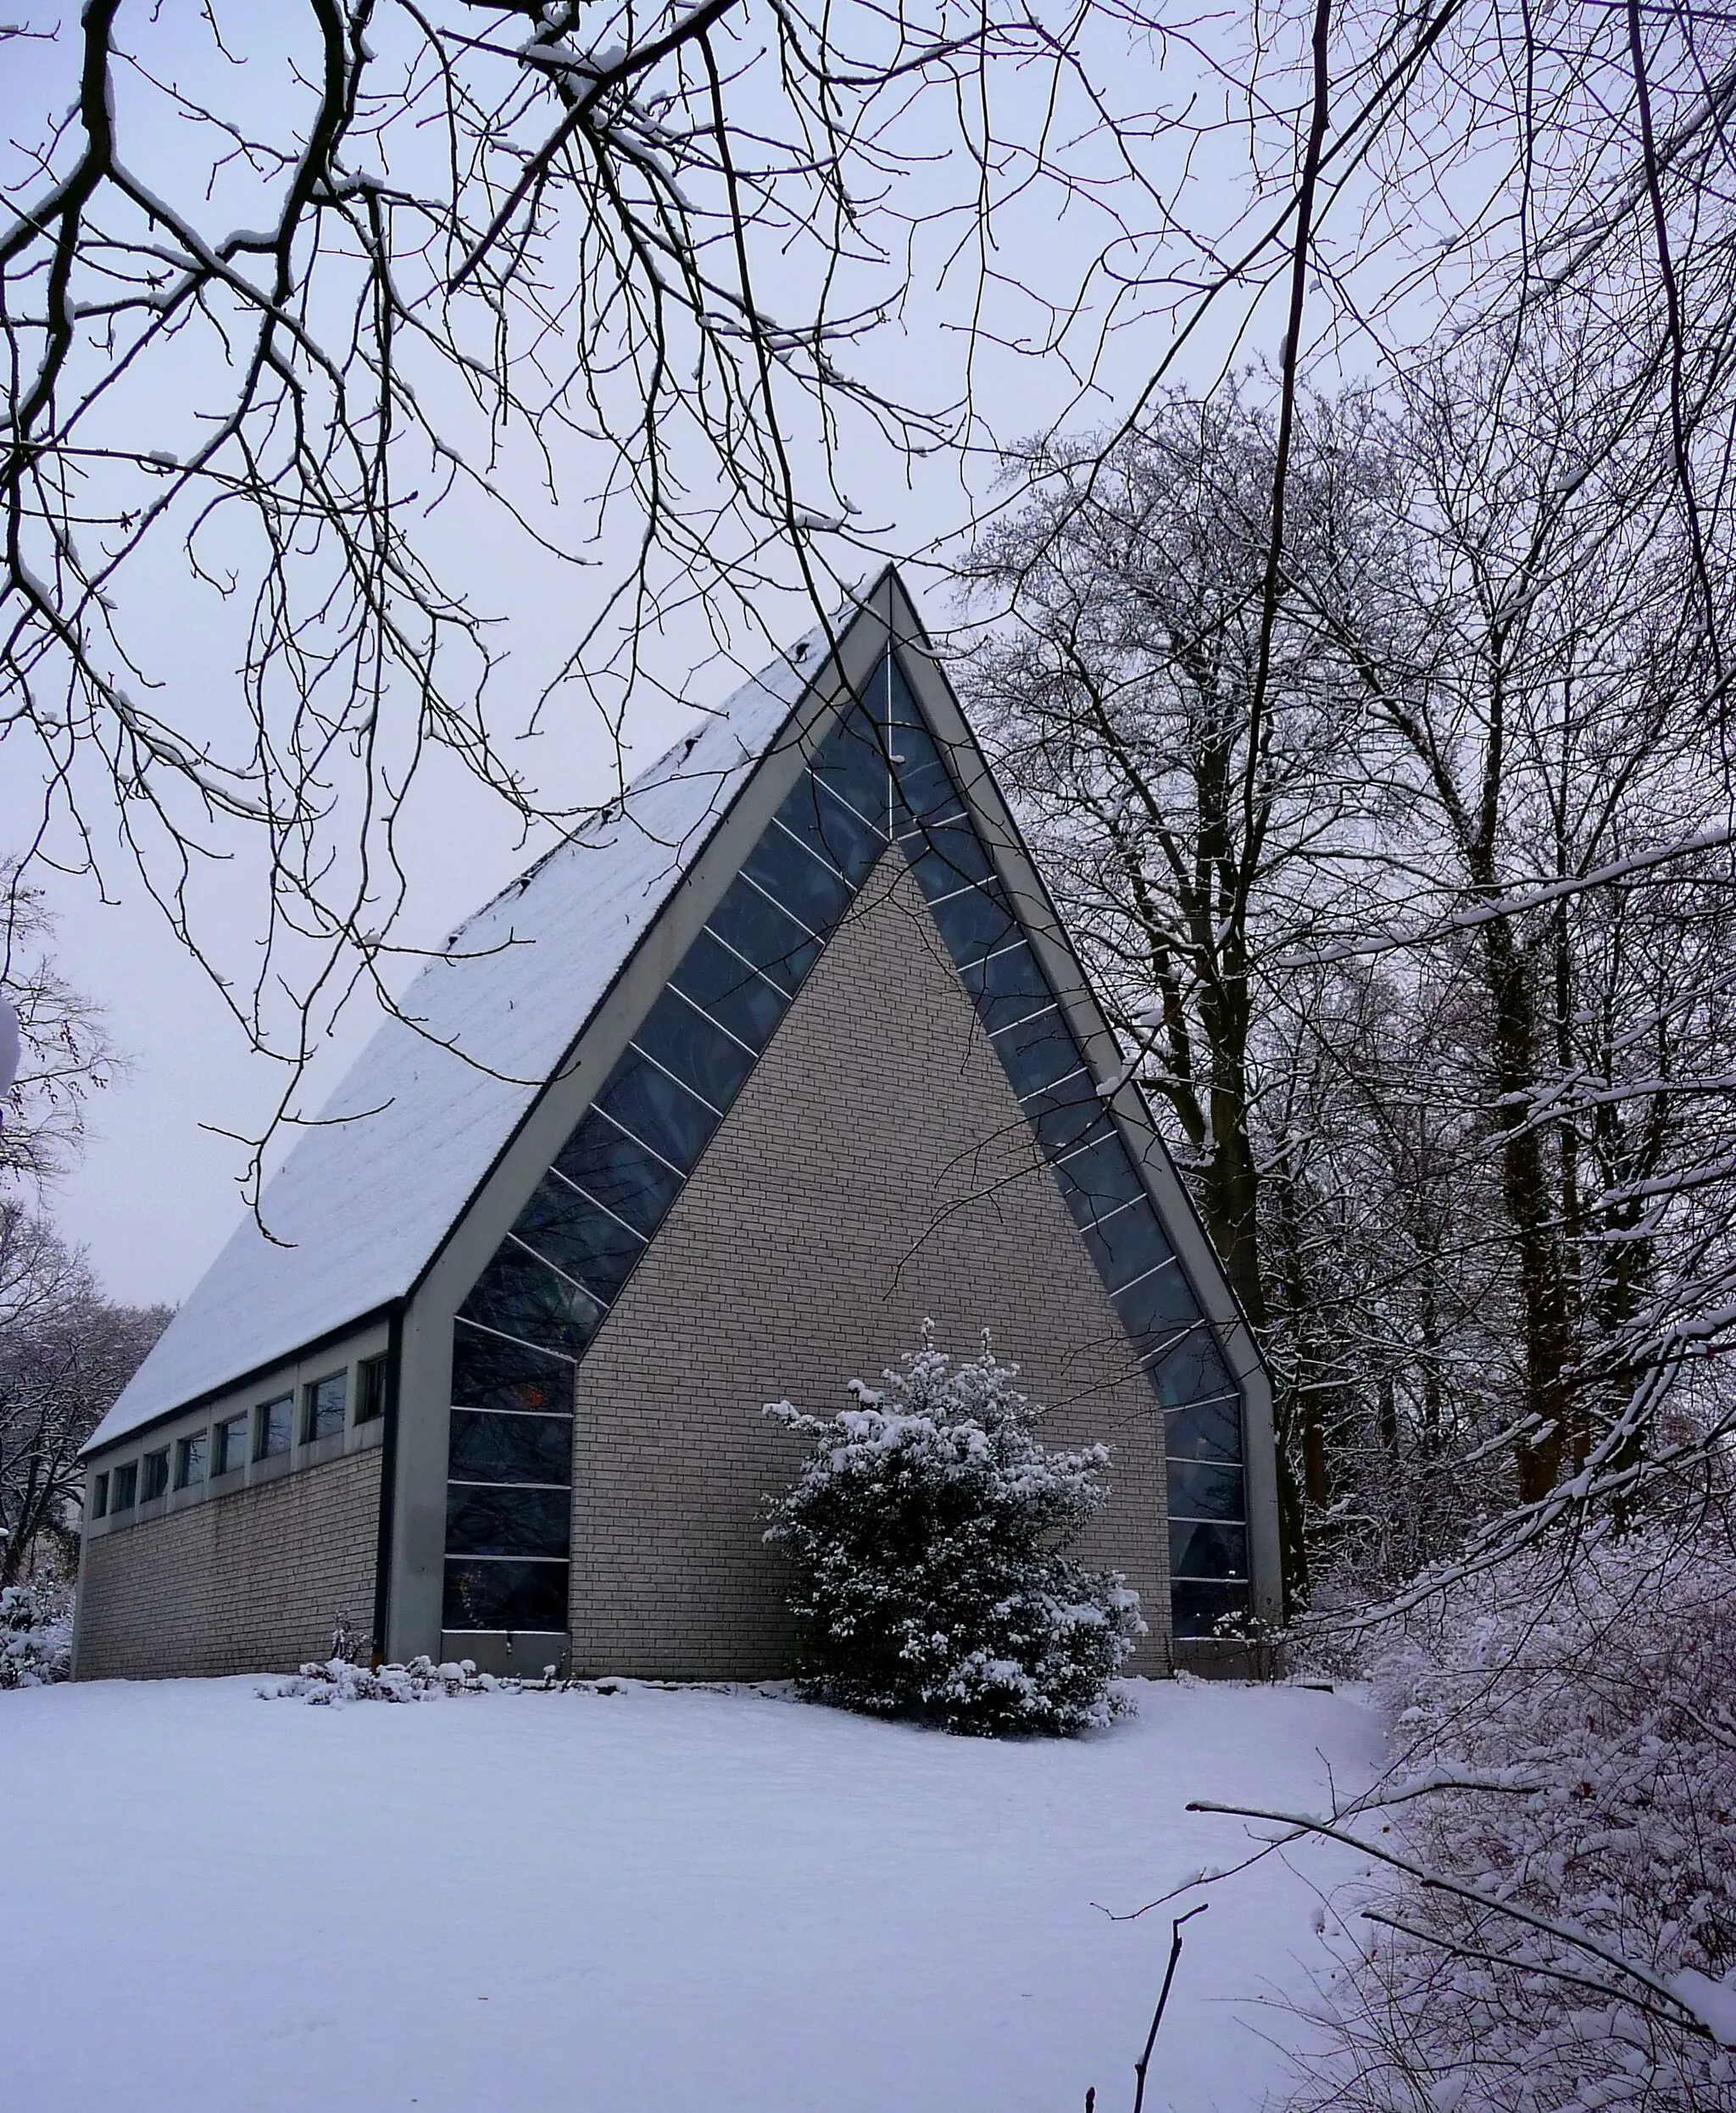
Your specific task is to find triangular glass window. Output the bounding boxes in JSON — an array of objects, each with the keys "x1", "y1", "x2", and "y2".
[{"x1": 442, "y1": 653, "x2": 1248, "y2": 1641}]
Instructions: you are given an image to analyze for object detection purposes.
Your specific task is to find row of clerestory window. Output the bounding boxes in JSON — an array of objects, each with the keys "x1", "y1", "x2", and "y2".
[
  {"x1": 89, "y1": 1355, "x2": 388, "y2": 1523},
  {"x1": 442, "y1": 654, "x2": 1251, "y2": 1641}
]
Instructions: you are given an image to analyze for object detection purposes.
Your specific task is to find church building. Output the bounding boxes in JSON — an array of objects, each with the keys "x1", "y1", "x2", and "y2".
[{"x1": 75, "y1": 571, "x2": 1282, "y2": 1682}]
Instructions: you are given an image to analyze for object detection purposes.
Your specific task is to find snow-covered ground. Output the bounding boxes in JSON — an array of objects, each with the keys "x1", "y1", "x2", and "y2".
[{"x1": 3, "y1": 1674, "x2": 1384, "y2": 2113}]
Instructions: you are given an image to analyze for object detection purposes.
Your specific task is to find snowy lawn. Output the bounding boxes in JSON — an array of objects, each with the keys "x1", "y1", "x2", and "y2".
[{"x1": 3, "y1": 1674, "x2": 1383, "y2": 2113}]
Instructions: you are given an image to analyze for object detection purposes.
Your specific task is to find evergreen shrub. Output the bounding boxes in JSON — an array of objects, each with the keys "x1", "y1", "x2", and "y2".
[{"x1": 763, "y1": 1327, "x2": 1144, "y2": 1735}]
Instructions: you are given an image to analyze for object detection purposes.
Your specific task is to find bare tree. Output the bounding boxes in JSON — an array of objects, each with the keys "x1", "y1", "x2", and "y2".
[
  {"x1": 0, "y1": 1201, "x2": 167, "y2": 1582},
  {"x1": 0, "y1": 0, "x2": 1082, "y2": 1199},
  {"x1": 960, "y1": 346, "x2": 1736, "y2": 1608},
  {"x1": 9, "y1": 0, "x2": 1736, "y2": 1220},
  {"x1": 1313, "y1": 331, "x2": 1736, "y2": 1553},
  {"x1": 0, "y1": 858, "x2": 115, "y2": 1185},
  {"x1": 955, "y1": 387, "x2": 1397, "y2": 1599}
]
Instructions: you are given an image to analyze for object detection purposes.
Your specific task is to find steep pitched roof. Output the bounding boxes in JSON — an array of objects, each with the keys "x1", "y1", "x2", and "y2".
[{"x1": 90, "y1": 622, "x2": 832, "y2": 1449}]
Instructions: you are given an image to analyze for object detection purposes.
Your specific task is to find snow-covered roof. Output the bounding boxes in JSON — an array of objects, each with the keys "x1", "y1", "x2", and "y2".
[{"x1": 89, "y1": 627, "x2": 828, "y2": 1450}]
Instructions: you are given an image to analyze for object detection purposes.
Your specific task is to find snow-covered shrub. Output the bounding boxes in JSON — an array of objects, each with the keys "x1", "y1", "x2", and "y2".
[
  {"x1": 0, "y1": 1581, "x2": 73, "y2": 1687},
  {"x1": 1294, "y1": 1510, "x2": 1736, "y2": 2113},
  {"x1": 259, "y1": 1654, "x2": 565, "y2": 1704},
  {"x1": 763, "y1": 1327, "x2": 1144, "y2": 1736}
]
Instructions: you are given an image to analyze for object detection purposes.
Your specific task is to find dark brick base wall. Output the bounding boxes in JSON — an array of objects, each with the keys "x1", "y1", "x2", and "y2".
[
  {"x1": 75, "y1": 1447, "x2": 380, "y2": 1679},
  {"x1": 566, "y1": 848, "x2": 1172, "y2": 1679}
]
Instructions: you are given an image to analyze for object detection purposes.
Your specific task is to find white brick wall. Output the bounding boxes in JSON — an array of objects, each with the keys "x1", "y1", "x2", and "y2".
[{"x1": 78, "y1": 1447, "x2": 380, "y2": 1679}]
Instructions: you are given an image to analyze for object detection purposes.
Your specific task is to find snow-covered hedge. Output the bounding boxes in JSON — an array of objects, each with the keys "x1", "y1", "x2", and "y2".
[
  {"x1": 1299, "y1": 1514, "x2": 1736, "y2": 2113},
  {"x1": 0, "y1": 1582, "x2": 73, "y2": 1687},
  {"x1": 763, "y1": 1329, "x2": 1144, "y2": 1736}
]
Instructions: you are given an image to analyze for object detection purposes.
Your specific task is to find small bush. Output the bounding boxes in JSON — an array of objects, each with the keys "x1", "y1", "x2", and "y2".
[
  {"x1": 0, "y1": 1582, "x2": 73, "y2": 1687},
  {"x1": 763, "y1": 1326, "x2": 1144, "y2": 1736},
  {"x1": 259, "y1": 1654, "x2": 564, "y2": 1704}
]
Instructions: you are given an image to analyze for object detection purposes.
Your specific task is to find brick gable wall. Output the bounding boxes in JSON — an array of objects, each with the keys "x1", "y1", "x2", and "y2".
[{"x1": 564, "y1": 846, "x2": 1171, "y2": 1677}]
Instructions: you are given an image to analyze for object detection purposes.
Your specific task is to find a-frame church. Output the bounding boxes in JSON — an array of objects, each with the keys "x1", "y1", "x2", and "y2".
[{"x1": 75, "y1": 572, "x2": 1281, "y2": 1682}]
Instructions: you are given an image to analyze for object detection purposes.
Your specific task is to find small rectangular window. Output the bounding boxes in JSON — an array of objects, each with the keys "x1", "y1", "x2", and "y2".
[
  {"x1": 442, "y1": 1556, "x2": 569, "y2": 1632},
  {"x1": 355, "y1": 1354, "x2": 388, "y2": 1425},
  {"x1": 1171, "y1": 1579, "x2": 1250, "y2": 1639},
  {"x1": 448, "y1": 1409, "x2": 572, "y2": 1486},
  {"x1": 925, "y1": 875, "x2": 1016, "y2": 966},
  {"x1": 91, "y1": 1471, "x2": 108, "y2": 1519},
  {"x1": 111, "y1": 1460, "x2": 138, "y2": 1512},
  {"x1": 901, "y1": 812, "x2": 994, "y2": 898},
  {"x1": 1084, "y1": 1201, "x2": 1175, "y2": 1298},
  {"x1": 141, "y1": 1449, "x2": 170, "y2": 1503},
  {"x1": 1165, "y1": 1395, "x2": 1243, "y2": 1465},
  {"x1": 887, "y1": 691, "x2": 956, "y2": 818},
  {"x1": 810, "y1": 704, "x2": 889, "y2": 837},
  {"x1": 778, "y1": 759, "x2": 886, "y2": 881},
  {"x1": 958, "y1": 939, "x2": 1050, "y2": 1033},
  {"x1": 1166, "y1": 1458, "x2": 1246, "y2": 1525},
  {"x1": 175, "y1": 1432, "x2": 208, "y2": 1488},
  {"x1": 254, "y1": 1396, "x2": 292, "y2": 1461},
  {"x1": 704, "y1": 871, "x2": 821, "y2": 995},
  {"x1": 214, "y1": 1412, "x2": 249, "y2": 1476},
  {"x1": 1169, "y1": 1519, "x2": 1249, "y2": 1582},
  {"x1": 445, "y1": 1484, "x2": 571, "y2": 1560},
  {"x1": 741, "y1": 820, "x2": 852, "y2": 937},
  {"x1": 302, "y1": 1371, "x2": 348, "y2": 1443}
]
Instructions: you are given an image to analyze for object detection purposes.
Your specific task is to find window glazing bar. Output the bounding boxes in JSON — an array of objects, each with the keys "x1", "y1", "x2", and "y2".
[
  {"x1": 739, "y1": 869, "x2": 822, "y2": 943},
  {"x1": 504, "y1": 1232, "x2": 611, "y2": 1312},
  {"x1": 771, "y1": 814, "x2": 849, "y2": 881},
  {"x1": 894, "y1": 803, "x2": 969, "y2": 842},
  {"x1": 665, "y1": 980, "x2": 759, "y2": 1058},
  {"x1": 926, "y1": 875, "x2": 998, "y2": 910},
  {"x1": 453, "y1": 1315, "x2": 579, "y2": 1366},
  {"x1": 447, "y1": 1479, "x2": 570, "y2": 1493},
  {"x1": 1019, "y1": 1063, "x2": 1088, "y2": 1105},
  {"x1": 988, "y1": 1000, "x2": 1058, "y2": 1040},
  {"x1": 626, "y1": 1039, "x2": 726, "y2": 1120},
  {"x1": 545, "y1": 1162, "x2": 652, "y2": 1239},
  {"x1": 590, "y1": 1104, "x2": 689, "y2": 1181},
  {"x1": 449, "y1": 1403, "x2": 574, "y2": 1421},
  {"x1": 442, "y1": 1554, "x2": 568, "y2": 1566}
]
